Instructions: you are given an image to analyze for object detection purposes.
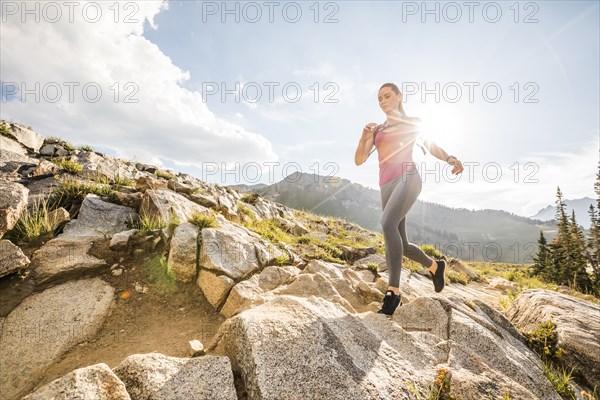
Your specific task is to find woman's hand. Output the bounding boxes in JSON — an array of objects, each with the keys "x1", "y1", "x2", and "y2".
[
  {"x1": 448, "y1": 156, "x2": 464, "y2": 175},
  {"x1": 361, "y1": 122, "x2": 378, "y2": 141}
]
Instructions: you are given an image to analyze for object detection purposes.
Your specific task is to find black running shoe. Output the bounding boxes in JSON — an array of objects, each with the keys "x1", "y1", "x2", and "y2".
[
  {"x1": 430, "y1": 260, "x2": 446, "y2": 293},
  {"x1": 377, "y1": 290, "x2": 402, "y2": 316}
]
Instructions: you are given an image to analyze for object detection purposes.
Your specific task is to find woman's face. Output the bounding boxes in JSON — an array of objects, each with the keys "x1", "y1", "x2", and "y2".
[{"x1": 378, "y1": 86, "x2": 400, "y2": 113}]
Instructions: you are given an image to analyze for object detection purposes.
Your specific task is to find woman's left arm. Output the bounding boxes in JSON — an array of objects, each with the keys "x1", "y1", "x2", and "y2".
[{"x1": 423, "y1": 138, "x2": 464, "y2": 175}]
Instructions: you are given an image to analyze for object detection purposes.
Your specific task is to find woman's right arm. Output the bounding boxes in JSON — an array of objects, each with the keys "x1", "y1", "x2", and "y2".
[{"x1": 355, "y1": 123, "x2": 377, "y2": 166}]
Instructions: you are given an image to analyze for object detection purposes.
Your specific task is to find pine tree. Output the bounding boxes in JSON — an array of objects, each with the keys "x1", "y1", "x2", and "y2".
[
  {"x1": 555, "y1": 187, "x2": 569, "y2": 237},
  {"x1": 551, "y1": 187, "x2": 570, "y2": 284},
  {"x1": 588, "y1": 205, "x2": 599, "y2": 271},
  {"x1": 596, "y1": 161, "x2": 600, "y2": 214},
  {"x1": 568, "y1": 211, "x2": 594, "y2": 293},
  {"x1": 537, "y1": 178, "x2": 600, "y2": 297},
  {"x1": 531, "y1": 231, "x2": 551, "y2": 278},
  {"x1": 588, "y1": 163, "x2": 600, "y2": 291},
  {"x1": 547, "y1": 240, "x2": 564, "y2": 284}
]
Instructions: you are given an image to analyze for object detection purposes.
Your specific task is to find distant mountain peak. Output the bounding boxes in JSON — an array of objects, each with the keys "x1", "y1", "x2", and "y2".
[{"x1": 530, "y1": 197, "x2": 594, "y2": 229}]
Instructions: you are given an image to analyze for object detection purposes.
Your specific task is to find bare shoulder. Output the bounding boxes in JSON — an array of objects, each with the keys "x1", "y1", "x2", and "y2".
[{"x1": 407, "y1": 116, "x2": 422, "y2": 123}]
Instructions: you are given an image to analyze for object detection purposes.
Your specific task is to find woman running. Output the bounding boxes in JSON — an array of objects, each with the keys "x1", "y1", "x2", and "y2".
[{"x1": 354, "y1": 82, "x2": 464, "y2": 316}]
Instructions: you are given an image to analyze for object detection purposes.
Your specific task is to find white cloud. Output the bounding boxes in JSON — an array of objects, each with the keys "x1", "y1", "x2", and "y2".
[
  {"x1": 279, "y1": 140, "x2": 337, "y2": 155},
  {"x1": 243, "y1": 100, "x2": 259, "y2": 109},
  {"x1": 0, "y1": 0, "x2": 278, "y2": 167},
  {"x1": 254, "y1": 63, "x2": 372, "y2": 124},
  {"x1": 292, "y1": 63, "x2": 334, "y2": 77},
  {"x1": 255, "y1": 104, "x2": 313, "y2": 123}
]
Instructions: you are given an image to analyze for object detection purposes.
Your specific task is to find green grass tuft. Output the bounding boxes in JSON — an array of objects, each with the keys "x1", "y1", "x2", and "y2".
[
  {"x1": 50, "y1": 177, "x2": 111, "y2": 210},
  {"x1": 295, "y1": 235, "x2": 312, "y2": 245},
  {"x1": 542, "y1": 363, "x2": 576, "y2": 399},
  {"x1": 365, "y1": 262, "x2": 379, "y2": 273},
  {"x1": 89, "y1": 172, "x2": 135, "y2": 188},
  {"x1": 50, "y1": 158, "x2": 83, "y2": 175},
  {"x1": 447, "y1": 270, "x2": 470, "y2": 285},
  {"x1": 240, "y1": 192, "x2": 260, "y2": 205},
  {"x1": 420, "y1": 244, "x2": 443, "y2": 259},
  {"x1": 133, "y1": 213, "x2": 168, "y2": 233},
  {"x1": 499, "y1": 289, "x2": 519, "y2": 313},
  {"x1": 237, "y1": 200, "x2": 255, "y2": 220},
  {"x1": 155, "y1": 169, "x2": 175, "y2": 180},
  {"x1": 142, "y1": 255, "x2": 177, "y2": 295},
  {"x1": 403, "y1": 259, "x2": 424, "y2": 273},
  {"x1": 62, "y1": 141, "x2": 75, "y2": 151},
  {"x1": 244, "y1": 218, "x2": 292, "y2": 244},
  {"x1": 274, "y1": 254, "x2": 291, "y2": 266},
  {"x1": 162, "y1": 212, "x2": 181, "y2": 236},
  {"x1": 0, "y1": 123, "x2": 16, "y2": 140},
  {"x1": 112, "y1": 175, "x2": 136, "y2": 188},
  {"x1": 188, "y1": 211, "x2": 218, "y2": 229},
  {"x1": 4, "y1": 197, "x2": 60, "y2": 243}
]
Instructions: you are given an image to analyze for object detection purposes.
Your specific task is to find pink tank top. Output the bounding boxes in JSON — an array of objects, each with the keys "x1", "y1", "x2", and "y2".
[{"x1": 374, "y1": 121, "x2": 419, "y2": 186}]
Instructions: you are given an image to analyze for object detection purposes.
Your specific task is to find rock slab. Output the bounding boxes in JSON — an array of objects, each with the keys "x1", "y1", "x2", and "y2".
[
  {"x1": 22, "y1": 363, "x2": 130, "y2": 400},
  {"x1": 114, "y1": 353, "x2": 237, "y2": 400},
  {"x1": 0, "y1": 278, "x2": 115, "y2": 400}
]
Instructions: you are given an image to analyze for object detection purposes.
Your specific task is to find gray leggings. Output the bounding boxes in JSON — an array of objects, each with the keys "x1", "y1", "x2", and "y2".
[{"x1": 380, "y1": 170, "x2": 434, "y2": 288}]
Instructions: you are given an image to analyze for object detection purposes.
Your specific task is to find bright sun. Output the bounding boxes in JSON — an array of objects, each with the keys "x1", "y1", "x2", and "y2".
[{"x1": 417, "y1": 105, "x2": 467, "y2": 147}]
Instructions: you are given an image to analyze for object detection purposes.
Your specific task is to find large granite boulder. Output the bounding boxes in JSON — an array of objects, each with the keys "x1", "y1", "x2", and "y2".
[
  {"x1": 197, "y1": 269, "x2": 236, "y2": 309},
  {"x1": 22, "y1": 363, "x2": 130, "y2": 400},
  {"x1": 113, "y1": 353, "x2": 237, "y2": 400},
  {"x1": 0, "y1": 239, "x2": 30, "y2": 278},
  {"x1": 0, "y1": 278, "x2": 115, "y2": 400},
  {"x1": 140, "y1": 189, "x2": 213, "y2": 225},
  {"x1": 0, "y1": 135, "x2": 27, "y2": 156},
  {"x1": 62, "y1": 194, "x2": 137, "y2": 239},
  {"x1": 219, "y1": 265, "x2": 300, "y2": 317},
  {"x1": 506, "y1": 289, "x2": 600, "y2": 389},
  {"x1": 208, "y1": 295, "x2": 561, "y2": 400},
  {"x1": 29, "y1": 194, "x2": 137, "y2": 283},
  {"x1": 167, "y1": 222, "x2": 200, "y2": 283},
  {"x1": 199, "y1": 227, "x2": 263, "y2": 280},
  {"x1": 0, "y1": 180, "x2": 28, "y2": 237},
  {"x1": 31, "y1": 234, "x2": 107, "y2": 284},
  {"x1": 3, "y1": 122, "x2": 45, "y2": 152},
  {"x1": 72, "y1": 150, "x2": 140, "y2": 182}
]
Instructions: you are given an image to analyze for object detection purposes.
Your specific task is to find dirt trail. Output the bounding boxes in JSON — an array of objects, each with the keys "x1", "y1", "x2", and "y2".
[{"x1": 1, "y1": 250, "x2": 226, "y2": 396}]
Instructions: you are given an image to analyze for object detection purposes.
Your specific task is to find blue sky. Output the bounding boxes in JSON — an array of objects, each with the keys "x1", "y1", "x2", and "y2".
[{"x1": 1, "y1": 0, "x2": 598, "y2": 217}]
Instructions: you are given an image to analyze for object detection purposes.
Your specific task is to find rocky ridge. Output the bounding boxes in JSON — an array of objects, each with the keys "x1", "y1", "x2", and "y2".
[{"x1": 0, "y1": 121, "x2": 598, "y2": 399}]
